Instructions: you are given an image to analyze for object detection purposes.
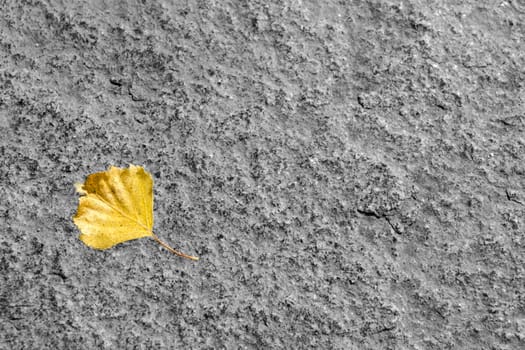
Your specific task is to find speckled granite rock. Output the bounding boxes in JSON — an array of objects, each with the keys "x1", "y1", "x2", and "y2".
[{"x1": 1, "y1": 1, "x2": 524, "y2": 349}]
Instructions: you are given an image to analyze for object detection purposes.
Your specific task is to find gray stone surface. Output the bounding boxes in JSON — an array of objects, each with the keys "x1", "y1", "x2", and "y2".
[{"x1": 1, "y1": 0, "x2": 525, "y2": 349}]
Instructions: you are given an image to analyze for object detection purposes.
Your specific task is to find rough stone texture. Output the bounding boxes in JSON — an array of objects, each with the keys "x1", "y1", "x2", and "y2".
[{"x1": 1, "y1": 0, "x2": 524, "y2": 349}]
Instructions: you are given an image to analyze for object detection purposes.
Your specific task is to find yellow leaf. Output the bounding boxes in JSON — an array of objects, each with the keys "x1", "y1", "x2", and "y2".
[{"x1": 73, "y1": 165, "x2": 199, "y2": 261}]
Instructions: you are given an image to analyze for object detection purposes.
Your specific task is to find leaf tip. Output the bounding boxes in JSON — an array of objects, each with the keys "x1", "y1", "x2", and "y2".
[{"x1": 74, "y1": 183, "x2": 86, "y2": 195}]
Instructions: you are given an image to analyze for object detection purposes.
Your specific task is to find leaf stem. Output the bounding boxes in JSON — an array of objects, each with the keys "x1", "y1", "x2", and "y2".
[{"x1": 151, "y1": 234, "x2": 199, "y2": 261}]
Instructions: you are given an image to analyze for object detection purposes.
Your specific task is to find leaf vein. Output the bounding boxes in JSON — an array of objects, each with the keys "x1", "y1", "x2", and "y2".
[{"x1": 91, "y1": 193, "x2": 150, "y2": 233}]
